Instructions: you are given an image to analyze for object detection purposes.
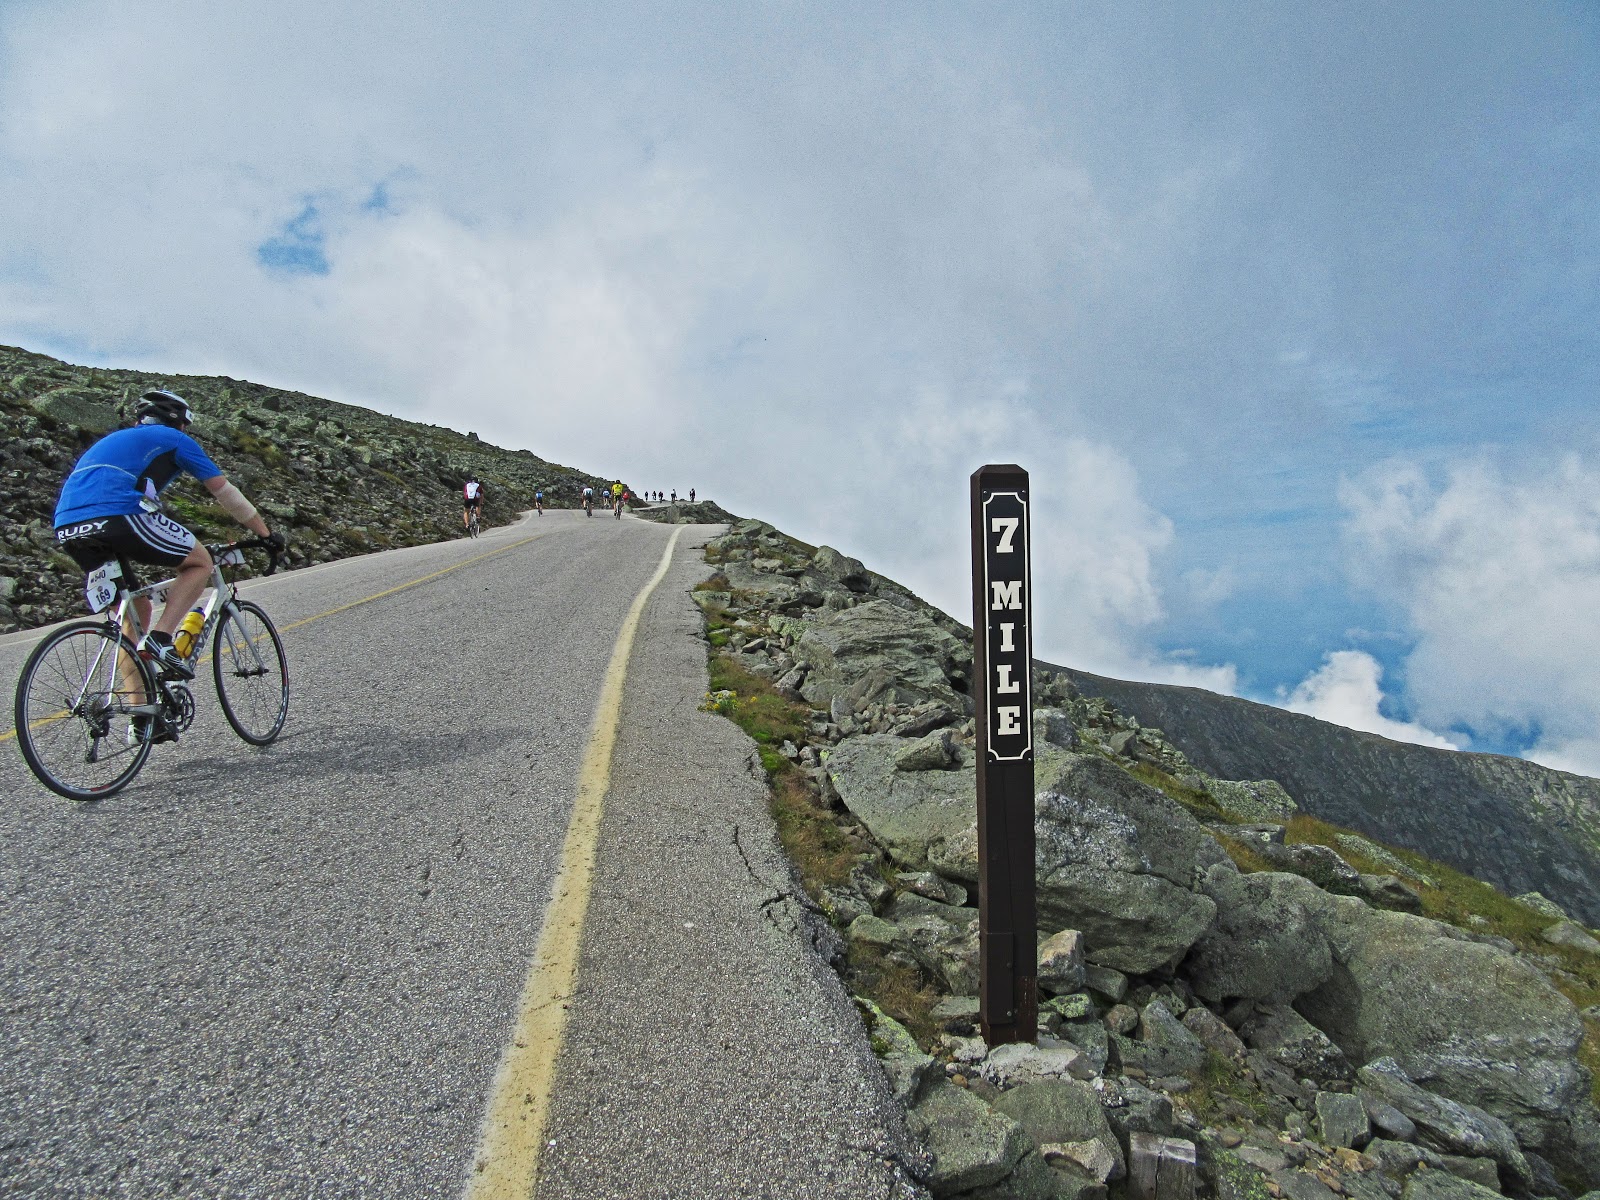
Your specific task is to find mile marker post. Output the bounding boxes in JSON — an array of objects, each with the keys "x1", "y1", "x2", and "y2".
[{"x1": 971, "y1": 464, "x2": 1037, "y2": 1045}]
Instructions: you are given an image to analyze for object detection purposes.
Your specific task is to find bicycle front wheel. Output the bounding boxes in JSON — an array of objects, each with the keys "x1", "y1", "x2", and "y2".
[
  {"x1": 212, "y1": 600, "x2": 289, "y2": 745},
  {"x1": 14, "y1": 621, "x2": 156, "y2": 800}
]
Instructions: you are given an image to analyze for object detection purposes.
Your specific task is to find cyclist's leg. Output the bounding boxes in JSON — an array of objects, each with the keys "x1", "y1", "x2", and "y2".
[
  {"x1": 115, "y1": 592, "x2": 153, "y2": 706},
  {"x1": 149, "y1": 543, "x2": 212, "y2": 637}
]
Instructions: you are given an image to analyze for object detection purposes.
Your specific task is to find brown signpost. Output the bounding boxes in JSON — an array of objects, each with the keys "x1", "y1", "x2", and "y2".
[{"x1": 970, "y1": 463, "x2": 1037, "y2": 1045}]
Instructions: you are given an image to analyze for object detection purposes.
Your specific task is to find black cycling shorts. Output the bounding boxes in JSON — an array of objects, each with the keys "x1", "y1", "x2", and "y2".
[
  {"x1": 464, "y1": 497, "x2": 483, "y2": 510},
  {"x1": 55, "y1": 512, "x2": 197, "y2": 583}
]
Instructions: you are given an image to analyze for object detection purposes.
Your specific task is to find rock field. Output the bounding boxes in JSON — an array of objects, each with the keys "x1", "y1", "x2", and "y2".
[{"x1": 694, "y1": 517, "x2": 1600, "y2": 1200}]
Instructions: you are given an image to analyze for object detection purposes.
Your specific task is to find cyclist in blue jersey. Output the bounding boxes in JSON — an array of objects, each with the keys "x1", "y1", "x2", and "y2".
[{"x1": 52, "y1": 389, "x2": 284, "y2": 681}]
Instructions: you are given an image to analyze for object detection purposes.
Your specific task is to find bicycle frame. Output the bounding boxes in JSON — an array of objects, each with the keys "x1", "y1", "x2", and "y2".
[{"x1": 91, "y1": 544, "x2": 274, "y2": 711}]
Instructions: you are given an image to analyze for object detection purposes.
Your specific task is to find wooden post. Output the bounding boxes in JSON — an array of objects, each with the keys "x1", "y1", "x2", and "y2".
[
  {"x1": 971, "y1": 464, "x2": 1037, "y2": 1045},
  {"x1": 1129, "y1": 1132, "x2": 1196, "y2": 1200}
]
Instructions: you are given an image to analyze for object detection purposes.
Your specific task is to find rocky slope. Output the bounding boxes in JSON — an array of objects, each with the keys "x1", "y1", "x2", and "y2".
[
  {"x1": 1062, "y1": 672, "x2": 1600, "y2": 929},
  {"x1": 0, "y1": 345, "x2": 628, "y2": 632},
  {"x1": 693, "y1": 518, "x2": 1600, "y2": 1200}
]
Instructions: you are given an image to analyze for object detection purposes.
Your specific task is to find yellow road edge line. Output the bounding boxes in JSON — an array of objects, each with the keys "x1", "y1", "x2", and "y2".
[
  {"x1": 2, "y1": 534, "x2": 544, "y2": 745},
  {"x1": 463, "y1": 525, "x2": 685, "y2": 1200}
]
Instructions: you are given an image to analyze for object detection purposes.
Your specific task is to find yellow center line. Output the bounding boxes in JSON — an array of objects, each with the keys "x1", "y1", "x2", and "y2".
[
  {"x1": 3, "y1": 534, "x2": 546, "y2": 745},
  {"x1": 272, "y1": 534, "x2": 544, "y2": 635},
  {"x1": 464, "y1": 525, "x2": 685, "y2": 1200}
]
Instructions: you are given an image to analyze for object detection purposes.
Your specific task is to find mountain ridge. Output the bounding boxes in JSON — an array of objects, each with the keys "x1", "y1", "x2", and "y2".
[{"x1": 1062, "y1": 667, "x2": 1600, "y2": 927}]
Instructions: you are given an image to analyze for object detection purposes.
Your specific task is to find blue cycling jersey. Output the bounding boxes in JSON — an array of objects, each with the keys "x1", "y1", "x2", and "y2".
[{"x1": 54, "y1": 424, "x2": 223, "y2": 527}]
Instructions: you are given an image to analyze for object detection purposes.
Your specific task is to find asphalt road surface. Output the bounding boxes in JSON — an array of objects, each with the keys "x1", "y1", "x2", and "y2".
[{"x1": 0, "y1": 511, "x2": 920, "y2": 1199}]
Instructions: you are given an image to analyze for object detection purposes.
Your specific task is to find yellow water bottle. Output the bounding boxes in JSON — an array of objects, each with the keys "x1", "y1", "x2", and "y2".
[{"x1": 174, "y1": 608, "x2": 205, "y2": 657}]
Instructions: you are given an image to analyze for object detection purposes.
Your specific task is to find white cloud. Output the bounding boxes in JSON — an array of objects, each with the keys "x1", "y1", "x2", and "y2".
[
  {"x1": 2, "y1": 0, "x2": 1594, "y2": 730},
  {"x1": 1284, "y1": 650, "x2": 1459, "y2": 750},
  {"x1": 1340, "y1": 457, "x2": 1600, "y2": 775}
]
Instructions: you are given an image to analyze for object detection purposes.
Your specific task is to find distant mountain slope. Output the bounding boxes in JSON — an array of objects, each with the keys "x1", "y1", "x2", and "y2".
[
  {"x1": 0, "y1": 345, "x2": 624, "y2": 632},
  {"x1": 1064, "y1": 667, "x2": 1600, "y2": 926}
]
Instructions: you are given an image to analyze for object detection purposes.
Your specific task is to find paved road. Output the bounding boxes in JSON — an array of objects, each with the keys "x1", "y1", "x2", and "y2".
[{"x1": 0, "y1": 511, "x2": 919, "y2": 1198}]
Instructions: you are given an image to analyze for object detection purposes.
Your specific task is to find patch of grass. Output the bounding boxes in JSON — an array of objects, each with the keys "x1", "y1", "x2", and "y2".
[
  {"x1": 847, "y1": 940, "x2": 942, "y2": 1047},
  {"x1": 232, "y1": 427, "x2": 285, "y2": 467},
  {"x1": 1215, "y1": 834, "x2": 1276, "y2": 875},
  {"x1": 769, "y1": 768, "x2": 857, "y2": 891},
  {"x1": 1184, "y1": 1050, "x2": 1277, "y2": 1127},
  {"x1": 701, "y1": 648, "x2": 852, "y2": 895},
  {"x1": 705, "y1": 652, "x2": 808, "y2": 750},
  {"x1": 1125, "y1": 761, "x2": 1239, "y2": 824}
]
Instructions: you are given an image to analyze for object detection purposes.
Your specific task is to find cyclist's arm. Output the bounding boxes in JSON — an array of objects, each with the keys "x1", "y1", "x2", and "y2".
[{"x1": 203, "y1": 474, "x2": 272, "y2": 539}]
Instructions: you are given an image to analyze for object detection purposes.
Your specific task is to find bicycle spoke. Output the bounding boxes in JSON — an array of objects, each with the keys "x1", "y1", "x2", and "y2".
[
  {"x1": 14, "y1": 624, "x2": 154, "y2": 800},
  {"x1": 212, "y1": 601, "x2": 289, "y2": 745}
]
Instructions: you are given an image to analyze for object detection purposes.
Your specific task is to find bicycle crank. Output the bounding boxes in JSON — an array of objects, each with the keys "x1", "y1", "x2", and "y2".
[{"x1": 160, "y1": 681, "x2": 197, "y2": 734}]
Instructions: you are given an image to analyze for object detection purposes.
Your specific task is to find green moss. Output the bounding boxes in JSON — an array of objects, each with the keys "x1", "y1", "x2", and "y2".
[{"x1": 232, "y1": 427, "x2": 285, "y2": 466}]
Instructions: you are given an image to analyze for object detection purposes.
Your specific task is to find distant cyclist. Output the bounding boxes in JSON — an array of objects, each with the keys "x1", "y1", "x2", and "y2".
[
  {"x1": 463, "y1": 475, "x2": 484, "y2": 533},
  {"x1": 534, "y1": 487, "x2": 544, "y2": 515},
  {"x1": 689, "y1": 488, "x2": 695, "y2": 503},
  {"x1": 582, "y1": 485, "x2": 594, "y2": 516},
  {"x1": 52, "y1": 389, "x2": 284, "y2": 682}
]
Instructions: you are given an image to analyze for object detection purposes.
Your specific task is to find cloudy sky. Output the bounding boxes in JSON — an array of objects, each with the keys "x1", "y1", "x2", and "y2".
[{"x1": 3, "y1": 2, "x2": 1598, "y2": 772}]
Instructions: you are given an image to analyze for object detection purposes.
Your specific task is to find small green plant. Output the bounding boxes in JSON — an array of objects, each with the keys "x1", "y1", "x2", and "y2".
[
  {"x1": 1184, "y1": 1050, "x2": 1278, "y2": 1127},
  {"x1": 699, "y1": 690, "x2": 737, "y2": 715}
]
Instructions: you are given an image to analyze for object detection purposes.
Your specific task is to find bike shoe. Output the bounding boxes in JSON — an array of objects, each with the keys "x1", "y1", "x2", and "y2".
[
  {"x1": 138, "y1": 632, "x2": 195, "y2": 680},
  {"x1": 128, "y1": 714, "x2": 178, "y2": 746}
]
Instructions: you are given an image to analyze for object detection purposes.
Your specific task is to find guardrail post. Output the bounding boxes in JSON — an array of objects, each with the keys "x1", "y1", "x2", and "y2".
[{"x1": 970, "y1": 463, "x2": 1037, "y2": 1045}]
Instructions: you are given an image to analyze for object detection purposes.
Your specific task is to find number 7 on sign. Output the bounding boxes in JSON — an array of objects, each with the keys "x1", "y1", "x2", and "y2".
[{"x1": 991, "y1": 516, "x2": 1019, "y2": 554}]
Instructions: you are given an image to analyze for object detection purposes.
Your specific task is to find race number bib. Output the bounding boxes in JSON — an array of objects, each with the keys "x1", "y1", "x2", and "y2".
[{"x1": 85, "y1": 561, "x2": 121, "y2": 613}]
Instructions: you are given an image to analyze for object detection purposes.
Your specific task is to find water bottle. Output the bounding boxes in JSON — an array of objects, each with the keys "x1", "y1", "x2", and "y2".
[{"x1": 174, "y1": 608, "x2": 205, "y2": 657}]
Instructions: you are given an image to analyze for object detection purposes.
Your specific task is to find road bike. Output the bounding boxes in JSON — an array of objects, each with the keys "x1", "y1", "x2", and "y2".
[
  {"x1": 613, "y1": 497, "x2": 623, "y2": 519},
  {"x1": 584, "y1": 496, "x2": 593, "y2": 517},
  {"x1": 466, "y1": 506, "x2": 481, "y2": 538},
  {"x1": 13, "y1": 538, "x2": 289, "y2": 800}
]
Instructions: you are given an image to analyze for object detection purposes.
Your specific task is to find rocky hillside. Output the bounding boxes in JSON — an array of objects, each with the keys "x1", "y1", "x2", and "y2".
[
  {"x1": 1061, "y1": 671, "x2": 1600, "y2": 929},
  {"x1": 693, "y1": 518, "x2": 1600, "y2": 1199},
  {"x1": 0, "y1": 345, "x2": 628, "y2": 633}
]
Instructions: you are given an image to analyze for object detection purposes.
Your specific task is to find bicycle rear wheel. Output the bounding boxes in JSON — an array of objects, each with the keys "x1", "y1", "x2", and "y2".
[
  {"x1": 14, "y1": 621, "x2": 156, "y2": 800},
  {"x1": 212, "y1": 600, "x2": 289, "y2": 745}
]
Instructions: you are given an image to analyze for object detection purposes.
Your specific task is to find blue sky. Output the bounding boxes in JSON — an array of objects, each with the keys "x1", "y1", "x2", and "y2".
[{"x1": 3, "y1": 1, "x2": 1598, "y2": 772}]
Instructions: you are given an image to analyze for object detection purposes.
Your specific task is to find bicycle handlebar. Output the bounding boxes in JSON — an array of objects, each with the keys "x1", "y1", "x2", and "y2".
[{"x1": 207, "y1": 536, "x2": 281, "y2": 577}]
